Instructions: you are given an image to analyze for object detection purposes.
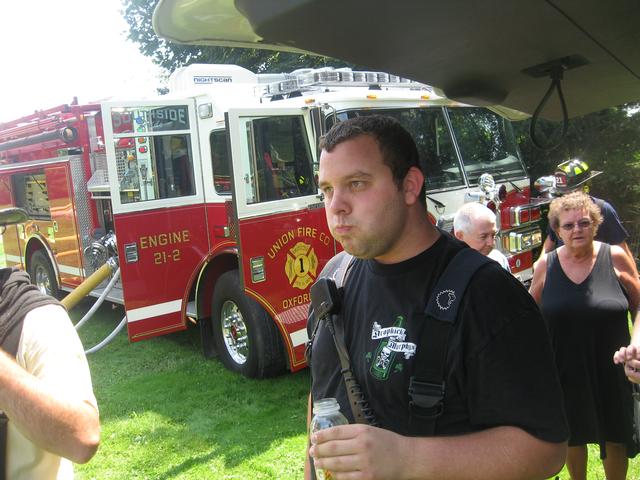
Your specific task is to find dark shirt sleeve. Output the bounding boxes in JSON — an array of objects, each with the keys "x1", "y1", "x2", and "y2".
[
  {"x1": 597, "y1": 199, "x2": 629, "y2": 245},
  {"x1": 460, "y1": 267, "x2": 569, "y2": 443},
  {"x1": 546, "y1": 225, "x2": 559, "y2": 247}
]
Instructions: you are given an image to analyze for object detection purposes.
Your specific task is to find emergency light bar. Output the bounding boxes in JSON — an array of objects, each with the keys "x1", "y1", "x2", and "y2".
[{"x1": 258, "y1": 67, "x2": 431, "y2": 98}]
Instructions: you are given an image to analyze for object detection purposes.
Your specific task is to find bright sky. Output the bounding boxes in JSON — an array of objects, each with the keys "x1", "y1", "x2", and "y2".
[{"x1": 0, "y1": 0, "x2": 164, "y2": 123}]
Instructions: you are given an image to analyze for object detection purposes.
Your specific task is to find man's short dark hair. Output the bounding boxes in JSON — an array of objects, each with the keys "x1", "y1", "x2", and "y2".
[{"x1": 319, "y1": 115, "x2": 426, "y2": 205}]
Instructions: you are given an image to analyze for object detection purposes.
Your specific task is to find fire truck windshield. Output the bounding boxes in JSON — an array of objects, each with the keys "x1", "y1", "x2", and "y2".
[
  {"x1": 333, "y1": 106, "x2": 526, "y2": 189},
  {"x1": 446, "y1": 107, "x2": 526, "y2": 185},
  {"x1": 334, "y1": 108, "x2": 464, "y2": 191}
]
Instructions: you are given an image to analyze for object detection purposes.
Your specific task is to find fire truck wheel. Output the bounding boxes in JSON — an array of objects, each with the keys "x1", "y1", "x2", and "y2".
[
  {"x1": 28, "y1": 250, "x2": 59, "y2": 298},
  {"x1": 212, "y1": 270, "x2": 285, "y2": 378}
]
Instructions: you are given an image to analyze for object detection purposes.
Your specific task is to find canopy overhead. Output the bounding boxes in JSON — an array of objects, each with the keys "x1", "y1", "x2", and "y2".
[{"x1": 153, "y1": 0, "x2": 640, "y2": 121}]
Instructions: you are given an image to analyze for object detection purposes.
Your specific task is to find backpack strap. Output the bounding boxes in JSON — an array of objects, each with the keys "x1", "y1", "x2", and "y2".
[
  {"x1": 305, "y1": 251, "x2": 354, "y2": 363},
  {"x1": 0, "y1": 318, "x2": 24, "y2": 480},
  {"x1": 408, "y1": 247, "x2": 492, "y2": 435},
  {"x1": 325, "y1": 250, "x2": 355, "y2": 288}
]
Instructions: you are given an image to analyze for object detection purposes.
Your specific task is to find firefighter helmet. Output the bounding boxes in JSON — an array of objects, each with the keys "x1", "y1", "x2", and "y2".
[{"x1": 552, "y1": 159, "x2": 602, "y2": 194}]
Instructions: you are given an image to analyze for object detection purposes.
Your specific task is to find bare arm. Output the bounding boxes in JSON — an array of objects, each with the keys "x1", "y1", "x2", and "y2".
[
  {"x1": 617, "y1": 240, "x2": 639, "y2": 277},
  {"x1": 0, "y1": 349, "x2": 99, "y2": 463},
  {"x1": 612, "y1": 245, "x2": 640, "y2": 381},
  {"x1": 310, "y1": 424, "x2": 566, "y2": 480},
  {"x1": 542, "y1": 235, "x2": 555, "y2": 254},
  {"x1": 533, "y1": 236, "x2": 554, "y2": 272},
  {"x1": 528, "y1": 252, "x2": 548, "y2": 304},
  {"x1": 1, "y1": 305, "x2": 100, "y2": 463},
  {"x1": 612, "y1": 244, "x2": 640, "y2": 313}
]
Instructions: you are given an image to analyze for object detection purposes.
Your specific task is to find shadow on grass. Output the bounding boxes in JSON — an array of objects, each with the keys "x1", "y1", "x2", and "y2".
[
  {"x1": 155, "y1": 450, "x2": 221, "y2": 480},
  {"x1": 72, "y1": 299, "x2": 310, "y2": 478}
]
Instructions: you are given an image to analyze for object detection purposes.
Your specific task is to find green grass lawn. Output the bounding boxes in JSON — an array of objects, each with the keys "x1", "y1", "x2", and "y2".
[{"x1": 72, "y1": 301, "x2": 309, "y2": 479}]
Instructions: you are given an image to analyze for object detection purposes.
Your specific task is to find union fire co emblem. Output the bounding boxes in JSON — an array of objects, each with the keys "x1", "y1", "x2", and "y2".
[{"x1": 285, "y1": 241, "x2": 318, "y2": 290}]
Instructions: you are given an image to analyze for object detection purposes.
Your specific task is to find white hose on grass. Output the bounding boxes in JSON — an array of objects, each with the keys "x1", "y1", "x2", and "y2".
[
  {"x1": 85, "y1": 316, "x2": 127, "y2": 355},
  {"x1": 75, "y1": 267, "x2": 121, "y2": 330}
]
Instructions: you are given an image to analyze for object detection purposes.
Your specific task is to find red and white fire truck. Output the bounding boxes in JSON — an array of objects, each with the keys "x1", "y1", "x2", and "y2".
[{"x1": 0, "y1": 64, "x2": 544, "y2": 377}]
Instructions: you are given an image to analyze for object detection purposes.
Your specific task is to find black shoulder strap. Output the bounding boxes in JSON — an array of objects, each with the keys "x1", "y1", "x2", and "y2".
[
  {"x1": 0, "y1": 318, "x2": 24, "y2": 480},
  {"x1": 325, "y1": 251, "x2": 355, "y2": 288},
  {"x1": 408, "y1": 247, "x2": 492, "y2": 435},
  {"x1": 305, "y1": 251, "x2": 354, "y2": 361}
]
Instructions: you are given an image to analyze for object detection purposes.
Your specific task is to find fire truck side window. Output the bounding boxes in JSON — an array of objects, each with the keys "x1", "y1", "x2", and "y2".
[
  {"x1": 11, "y1": 171, "x2": 51, "y2": 219},
  {"x1": 243, "y1": 115, "x2": 315, "y2": 204},
  {"x1": 111, "y1": 105, "x2": 197, "y2": 204},
  {"x1": 210, "y1": 131, "x2": 232, "y2": 194},
  {"x1": 336, "y1": 108, "x2": 463, "y2": 190},
  {"x1": 446, "y1": 107, "x2": 527, "y2": 185},
  {"x1": 117, "y1": 134, "x2": 196, "y2": 203}
]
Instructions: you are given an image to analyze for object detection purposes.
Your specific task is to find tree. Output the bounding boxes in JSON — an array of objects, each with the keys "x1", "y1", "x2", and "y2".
[
  {"x1": 122, "y1": 0, "x2": 348, "y2": 74},
  {"x1": 515, "y1": 104, "x2": 640, "y2": 255}
]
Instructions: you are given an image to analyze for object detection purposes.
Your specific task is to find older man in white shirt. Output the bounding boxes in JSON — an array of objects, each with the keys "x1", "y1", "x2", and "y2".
[{"x1": 453, "y1": 202, "x2": 511, "y2": 272}]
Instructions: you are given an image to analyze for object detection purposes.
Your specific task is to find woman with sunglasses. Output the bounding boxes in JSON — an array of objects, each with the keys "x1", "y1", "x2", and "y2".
[{"x1": 530, "y1": 191, "x2": 640, "y2": 480}]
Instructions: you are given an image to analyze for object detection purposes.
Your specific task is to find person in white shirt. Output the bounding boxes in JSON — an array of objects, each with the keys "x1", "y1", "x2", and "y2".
[
  {"x1": 0, "y1": 208, "x2": 100, "y2": 480},
  {"x1": 453, "y1": 202, "x2": 511, "y2": 272}
]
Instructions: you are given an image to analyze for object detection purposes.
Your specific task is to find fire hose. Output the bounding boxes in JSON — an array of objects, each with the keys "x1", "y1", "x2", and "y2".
[
  {"x1": 61, "y1": 259, "x2": 117, "y2": 311},
  {"x1": 61, "y1": 257, "x2": 126, "y2": 354},
  {"x1": 73, "y1": 264, "x2": 120, "y2": 330},
  {"x1": 84, "y1": 316, "x2": 127, "y2": 355}
]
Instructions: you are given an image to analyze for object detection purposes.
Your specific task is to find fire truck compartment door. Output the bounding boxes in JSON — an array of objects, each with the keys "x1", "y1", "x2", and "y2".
[
  {"x1": 226, "y1": 108, "x2": 334, "y2": 366},
  {"x1": 102, "y1": 99, "x2": 209, "y2": 342}
]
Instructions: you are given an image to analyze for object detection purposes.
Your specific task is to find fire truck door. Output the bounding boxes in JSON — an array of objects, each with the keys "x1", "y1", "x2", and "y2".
[
  {"x1": 102, "y1": 99, "x2": 208, "y2": 341},
  {"x1": 226, "y1": 108, "x2": 335, "y2": 368}
]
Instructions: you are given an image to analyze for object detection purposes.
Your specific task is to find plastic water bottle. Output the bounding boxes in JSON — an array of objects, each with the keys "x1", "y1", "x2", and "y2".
[{"x1": 310, "y1": 398, "x2": 348, "y2": 480}]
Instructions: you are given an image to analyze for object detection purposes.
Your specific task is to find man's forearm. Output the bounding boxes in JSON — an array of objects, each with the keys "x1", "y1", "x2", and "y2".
[
  {"x1": 311, "y1": 423, "x2": 566, "y2": 479},
  {"x1": 0, "y1": 350, "x2": 99, "y2": 463},
  {"x1": 402, "y1": 426, "x2": 566, "y2": 480}
]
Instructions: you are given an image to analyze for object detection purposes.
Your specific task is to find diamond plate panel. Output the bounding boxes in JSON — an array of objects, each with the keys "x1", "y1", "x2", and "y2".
[
  {"x1": 225, "y1": 200, "x2": 237, "y2": 241},
  {"x1": 69, "y1": 155, "x2": 94, "y2": 276}
]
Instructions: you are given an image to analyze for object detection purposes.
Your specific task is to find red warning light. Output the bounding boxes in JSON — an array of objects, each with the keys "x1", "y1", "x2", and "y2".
[{"x1": 138, "y1": 146, "x2": 148, "y2": 154}]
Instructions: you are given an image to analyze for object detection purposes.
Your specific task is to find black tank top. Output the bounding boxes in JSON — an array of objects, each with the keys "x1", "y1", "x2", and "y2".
[
  {"x1": 541, "y1": 243, "x2": 634, "y2": 453},
  {"x1": 542, "y1": 243, "x2": 629, "y2": 336}
]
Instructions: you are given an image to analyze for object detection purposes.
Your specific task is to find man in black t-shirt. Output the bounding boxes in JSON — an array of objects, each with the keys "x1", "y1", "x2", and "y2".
[{"x1": 307, "y1": 115, "x2": 568, "y2": 479}]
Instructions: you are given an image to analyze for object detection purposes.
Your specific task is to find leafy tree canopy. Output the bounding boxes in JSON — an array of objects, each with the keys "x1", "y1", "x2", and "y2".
[
  {"x1": 515, "y1": 103, "x2": 640, "y2": 251},
  {"x1": 122, "y1": 0, "x2": 350, "y2": 74}
]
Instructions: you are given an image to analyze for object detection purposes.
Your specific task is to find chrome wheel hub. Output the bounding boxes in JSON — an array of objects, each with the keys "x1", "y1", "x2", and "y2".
[
  {"x1": 34, "y1": 265, "x2": 52, "y2": 296},
  {"x1": 220, "y1": 300, "x2": 249, "y2": 365}
]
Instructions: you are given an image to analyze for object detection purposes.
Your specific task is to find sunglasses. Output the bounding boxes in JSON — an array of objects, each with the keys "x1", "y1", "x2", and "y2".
[{"x1": 559, "y1": 219, "x2": 593, "y2": 231}]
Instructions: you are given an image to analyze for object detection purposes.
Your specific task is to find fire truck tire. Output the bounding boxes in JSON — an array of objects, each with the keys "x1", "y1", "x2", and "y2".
[
  {"x1": 28, "y1": 250, "x2": 59, "y2": 298},
  {"x1": 212, "y1": 270, "x2": 285, "y2": 378}
]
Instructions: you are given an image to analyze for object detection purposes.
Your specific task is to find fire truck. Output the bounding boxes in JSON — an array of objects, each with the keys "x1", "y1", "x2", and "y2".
[{"x1": 0, "y1": 64, "x2": 544, "y2": 377}]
